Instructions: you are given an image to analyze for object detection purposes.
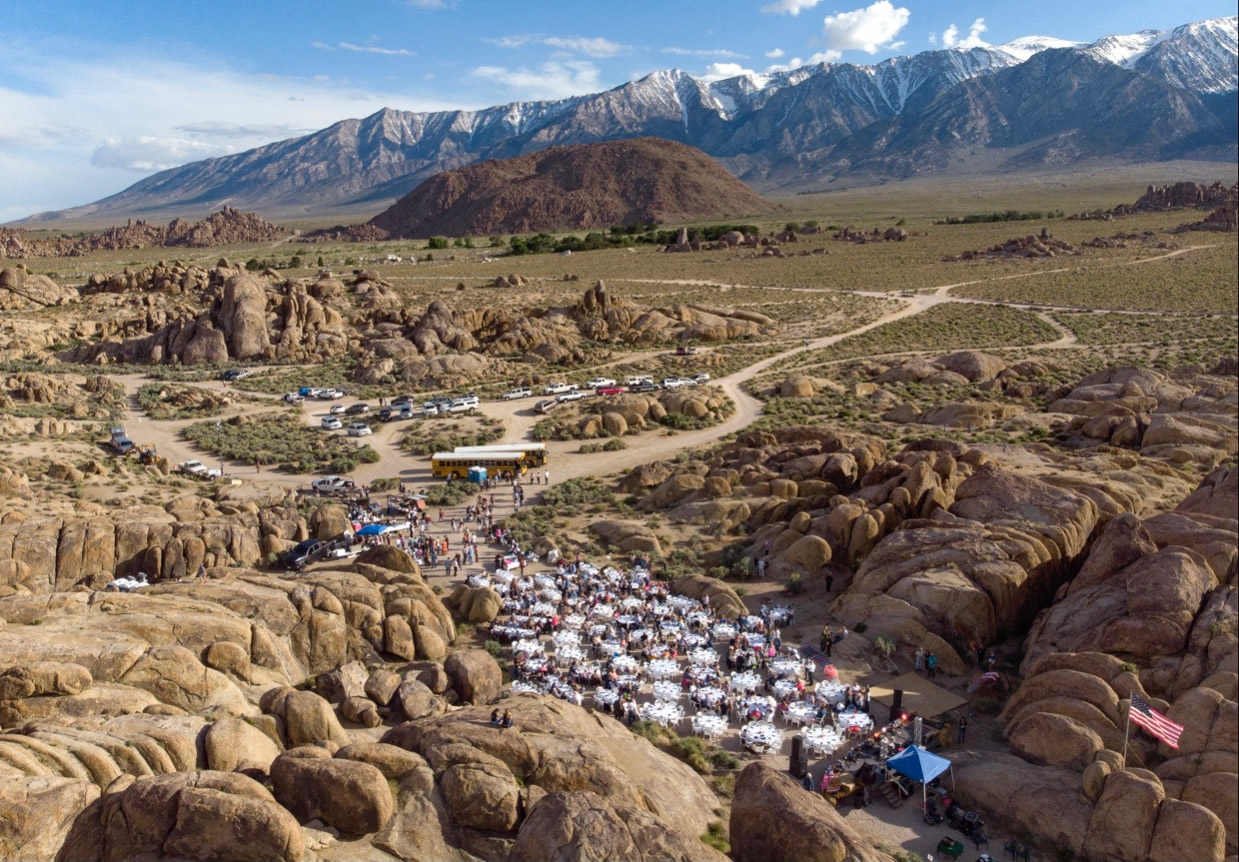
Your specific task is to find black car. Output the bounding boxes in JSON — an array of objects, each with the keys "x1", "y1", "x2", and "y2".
[
  {"x1": 344, "y1": 403, "x2": 370, "y2": 416},
  {"x1": 281, "y1": 538, "x2": 330, "y2": 570},
  {"x1": 631, "y1": 382, "x2": 661, "y2": 393}
]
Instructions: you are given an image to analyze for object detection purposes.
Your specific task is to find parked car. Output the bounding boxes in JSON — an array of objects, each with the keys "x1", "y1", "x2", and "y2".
[
  {"x1": 392, "y1": 395, "x2": 413, "y2": 406},
  {"x1": 283, "y1": 392, "x2": 305, "y2": 404},
  {"x1": 321, "y1": 416, "x2": 343, "y2": 430},
  {"x1": 448, "y1": 395, "x2": 480, "y2": 414},
  {"x1": 586, "y1": 377, "x2": 616, "y2": 389},
  {"x1": 177, "y1": 459, "x2": 221, "y2": 479},
  {"x1": 694, "y1": 373, "x2": 711, "y2": 384},
  {"x1": 663, "y1": 377, "x2": 687, "y2": 389},
  {"x1": 328, "y1": 403, "x2": 346, "y2": 415},
  {"x1": 422, "y1": 404, "x2": 442, "y2": 417},
  {"x1": 316, "y1": 388, "x2": 343, "y2": 400},
  {"x1": 345, "y1": 403, "x2": 370, "y2": 416},
  {"x1": 596, "y1": 385, "x2": 629, "y2": 396},
  {"x1": 281, "y1": 538, "x2": 334, "y2": 571},
  {"x1": 311, "y1": 475, "x2": 354, "y2": 493},
  {"x1": 108, "y1": 428, "x2": 135, "y2": 455},
  {"x1": 535, "y1": 399, "x2": 559, "y2": 414},
  {"x1": 542, "y1": 382, "x2": 576, "y2": 395},
  {"x1": 676, "y1": 345, "x2": 699, "y2": 356},
  {"x1": 502, "y1": 387, "x2": 532, "y2": 400},
  {"x1": 347, "y1": 422, "x2": 373, "y2": 437},
  {"x1": 631, "y1": 382, "x2": 661, "y2": 393},
  {"x1": 556, "y1": 390, "x2": 585, "y2": 403},
  {"x1": 625, "y1": 376, "x2": 654, "y2": 387},
  {"x1": 219, "y1": 368, "x2": 251, "y2": 381}
]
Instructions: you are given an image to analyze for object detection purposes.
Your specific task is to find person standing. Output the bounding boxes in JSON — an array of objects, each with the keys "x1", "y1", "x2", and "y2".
[
  {"x1": 957, "y1": 716, "x2": 968, "y2": 743},
  {"x1": 914, "y1": 646, "x2": 925, "y2": 673},
  {"x1": 926, "y1": 652, "x2": 938, "y2": 680}
]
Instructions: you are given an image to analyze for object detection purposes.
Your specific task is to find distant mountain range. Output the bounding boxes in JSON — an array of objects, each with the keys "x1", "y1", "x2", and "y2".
[{"x1": 20, "y1": 16, "x2": 1237, "y2": 225}]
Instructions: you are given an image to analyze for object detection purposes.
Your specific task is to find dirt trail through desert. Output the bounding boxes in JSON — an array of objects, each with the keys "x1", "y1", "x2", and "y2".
[{"x1": 105, "y1": 242, "x2": 1228, "y2": 492}]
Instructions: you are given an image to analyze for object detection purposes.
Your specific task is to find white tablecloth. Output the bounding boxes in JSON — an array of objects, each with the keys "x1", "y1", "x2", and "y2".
[
  {"x1": 772, "y1": 679, "x2": 799, "y2": 698},
  {"x1": 692, "y1": 713, "x2": 728, "y2": 738},
  {"x1": 591, "y1": 604, "x2": 615, "y2": 618},
  {"x1": 695, "y1": 686, "x2": 726, "y2": 707},
  {"x1": 552, "y1": 630, "x2": 580, "y2": 648},
  {"x1": 730, "y1": 671, "x2": 761, "y2": 692},
  {"x1": 785, "y1": 703, "x2": 816, "y2": 726},
  {"x1": 838, "y1": 711, "x2": 874, "y2": 732},
  {"x1": 610, "y1": 654, "x2": 639, "y2": 673},
  {"x1": 652, "y1": 680, "x2": 682, "y2": 702},
  {"x1": 561, "y1": 613, "x2": 586, "y2": 629},
  {"x1": 712, "y1": 622, "x2": 737, "y2": 640},
  {"x1": 815, "y1": 681, "x2": 846, "y2": 705},
  {"x1": 804, "y1": 726, "x2": 842, "y2": 754},
  {"x1": 740, "y1": 721, "x2": 784, "y2": 752},
  {"x1": 556, "y1": 645, "x2": 586, "y2": 663},
  {"x1": 688, "y1": 648, "x2": 718, "y2": 666},
  {"x1": 648, "y1": 659, "x2": 679, "y2": 680},
  {"x1": 770, "y1": 658, "x2": 803, "y2": 677},
  {"x1": 641, "y1": 701, "x2": 684, "y2": 727},
  {"x1": 513, "y1": 638, "x2": 544, "y2": 655},
  {"x1": 511, "y1": 680, "x2": 540, "y2": 694},
  {"x1": 593, "y1": 688, "x2": 620, "y2": 707}
]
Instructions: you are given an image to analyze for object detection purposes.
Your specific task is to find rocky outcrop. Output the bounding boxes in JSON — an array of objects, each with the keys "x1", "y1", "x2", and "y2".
[
  {"x1": 730, "y1": 762, "x2": 892, "y2": 862},
  {"x1": 0, "y1": 265, "x2": 79, "y2": 310}
]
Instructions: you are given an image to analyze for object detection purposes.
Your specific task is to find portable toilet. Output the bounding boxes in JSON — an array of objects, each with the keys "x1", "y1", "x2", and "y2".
[{"x1": 467, "y1": 466, "x2": 487, "y2": 484}]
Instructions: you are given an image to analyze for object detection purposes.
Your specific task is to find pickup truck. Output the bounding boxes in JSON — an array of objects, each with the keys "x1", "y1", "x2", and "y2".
[
  {"x1": 556, "y1": 390, "x2": 585, "y2": 403},
  {"x1": 542, "y1": 382, "x2": 577, "y2": 396},
  {"x1": 631, "y1": 382, "x2": 661, "y2": 393},
  {"x1": 178, "y1": 460, "x2": 221, "y2": 479},
  {"x1": 108, "y1": 428, "x2": 135, "y2": 455},
  {"x1": 676, "y1": 345, "x2": 699, "y2": 356},
  {"x1": 596, "y1": 385, "x2": 629, "y2": 396},
  {"x1": 502, "y1": 387, "x2": 532, "y2": 400},
  {"x1": 625, "y1": 376, "x2": 654, "y2": 387},
  {"x1": 586, "y1": 377, "x2": 616, "y2": 389},
  {"x1": 311, "y1": 476, "x2": 355, "y2": 493},
  {"x1": 315, "y1": 389, "x2": 344, "y2": 400}
]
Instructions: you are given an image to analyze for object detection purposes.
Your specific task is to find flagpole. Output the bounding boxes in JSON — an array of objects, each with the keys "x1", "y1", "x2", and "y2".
[{"x1": 1122, "y1": 696, "x2": 1131, "y2": 768}]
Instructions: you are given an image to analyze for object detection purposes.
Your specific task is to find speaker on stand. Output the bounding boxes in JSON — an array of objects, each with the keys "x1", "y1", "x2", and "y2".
[
  {"x1": 888, "y1": 688, "x2": 904, "y2": 724},
  {"x1": 789, "y1": 734, "x2": 808, "y2": 778}
]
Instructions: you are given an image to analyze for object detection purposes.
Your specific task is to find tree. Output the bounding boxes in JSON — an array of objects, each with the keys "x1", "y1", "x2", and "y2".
[
  {"x1": 289, "y1": 255, "x2": 302, "y2": 268},
  {"x1": 427, "y1": 236, "x2": 449, "y2": 250}
]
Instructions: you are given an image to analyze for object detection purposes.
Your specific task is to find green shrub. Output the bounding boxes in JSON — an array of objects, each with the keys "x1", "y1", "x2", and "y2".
[
  {"x1": 484, "y1": 639, "x2": 503, "y2": 657},
  {"x1": 422, "y1": 481, "x2": 480, "y2": 506},
  {"x1": 786, "y1": 573, "x2": 805, "y2": 595}
]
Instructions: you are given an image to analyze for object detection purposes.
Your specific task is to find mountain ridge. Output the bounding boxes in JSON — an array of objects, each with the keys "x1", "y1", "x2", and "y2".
[{"x1": 16, "y1": 15, "x2": 1237, "y2": 225}]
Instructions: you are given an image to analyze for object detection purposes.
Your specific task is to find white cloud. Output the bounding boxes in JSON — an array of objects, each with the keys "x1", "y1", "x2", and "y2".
[
  {"x1": 941, "y1": 18, "x2": 988, "y2": 49},
  {"x1": 406, "y1": 0, "x2": 447, "y2": 8},
  {"x1": 699, "y1": 62, "x2": 760, "y2": 83},
  {"x1": 662, "y1": 47, "x2": 747, "y2": 58},
  {"x1": 0, "y1": 47, "x2": 467, "y2": 219},
  {"x1": 339, "y1": 42, "x2": 414, "y2": 56},
  {"x1": 91, "y1": 137, "x2": 232, "y2": 172},
  {"x1": 761, "y1": 0, "x2": 824, "y2": 15},
  {"x1": 311, "y1": 41, "x2": 333, "y2": 50},
  {"x1": 765, "y1": 48, "x2": 785, "y2": 58},
  {"x1": 927, "y1": 31, "x2": 937, "y2": 45},
  {"x1": 542, "y1": 36, "x2": 625, "y2": 58},
  {"x1": 486, "y1": 34, "x2": 626, "y2": 58},
  {"x1": 822, "y1": 1, "x2": 911, "y2": 55},
  {"x1": 764, "y1": 49, "x2": 839, "y2": 73},
  {"x1": 470, "y1": 61, "x2": 602, "y2": 100}
]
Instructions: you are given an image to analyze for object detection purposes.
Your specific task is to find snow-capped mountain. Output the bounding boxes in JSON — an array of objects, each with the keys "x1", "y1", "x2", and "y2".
[{"x1": 21, "y1": 15, "x2": 1237, "y2": 224}]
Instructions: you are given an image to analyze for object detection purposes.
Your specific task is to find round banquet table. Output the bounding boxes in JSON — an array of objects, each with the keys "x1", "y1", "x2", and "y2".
[
  {"x1": 640, "y1": 701, "x2": 684, "y2": 728},
  {"x1": 561, "y1": 614, "x2": 586, "y2": 629},
  {"x1": 652, "y1": 680, "x2": 682, "y2": 702},
  {"x1": 772, "y1": 679, "x2": 799, "y2": 699},
  {"x1": 556, "y1": 645, "x2": 585, "y2": 663},
  {"x1": 648, "y1": 659, "x2": 680, "y2": 680},
  {"x1": 610, "y1": 654, "x2": 638, "y2": 674},
  {"x1": 692, "y1": 713, "x2": 728, "y2": 738},
  {"x1": 512, "y1": 638, "x2": 544, "y2": 655},
  {"x1": 770, "y1": 658, "x2": 803, "y2": 677},
  {"x1": 804, "y1": 726, "x2": 842, "y2": 755},
  {"x1": 740, "y1": 721, "x2": 784, "y2": 752},
  {"x1": 815, "y1": 681, "x2": 846, "y2": 705},
  {"x1": 730, "y1": 671, "x2": 761, "y2": 692},
  {"x1": 511, "y1": 680, "x2": 541, "y2": 694},
  {"x1": 785, "y1": 703, "x2": 816, "y2": 727},
  {"x1": 592, "y1": 688, "x2": 620, "y2": 707},
  {"x1": 688, "y1": 648, "x2": 718, "y2": 666},
  {"x1": 838, "y1": 711, "x2": 874, "y2": 733},
  {"x1": 695, "y1": 686, "x2": 726, "y2": 707},
  {"x1": 551, "y1": 630, "x2": 580, "y2": 648},
  {"x1": 712, "y1": 622, "x2": 737, "y2": 640}
]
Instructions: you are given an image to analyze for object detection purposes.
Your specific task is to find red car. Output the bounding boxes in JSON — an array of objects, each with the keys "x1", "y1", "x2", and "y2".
[{"x1": 596, "y1": 386, "x2": 629, "y2": 396}]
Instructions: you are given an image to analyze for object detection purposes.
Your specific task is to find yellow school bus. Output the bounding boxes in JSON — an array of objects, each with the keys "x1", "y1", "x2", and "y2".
[{"x1": 430, "y1": 451, "x2": 527, "y2": 479}]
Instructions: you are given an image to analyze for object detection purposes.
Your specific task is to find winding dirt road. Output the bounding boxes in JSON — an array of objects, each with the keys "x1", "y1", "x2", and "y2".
[{"x1": 107, "y1": 243, "x2": 1227, "y2": 492}]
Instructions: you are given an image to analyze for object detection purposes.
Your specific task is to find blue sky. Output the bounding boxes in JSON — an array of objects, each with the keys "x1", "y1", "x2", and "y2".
[{"x1": 2, "y1": 0, "x2": 1234, "y2": 220}]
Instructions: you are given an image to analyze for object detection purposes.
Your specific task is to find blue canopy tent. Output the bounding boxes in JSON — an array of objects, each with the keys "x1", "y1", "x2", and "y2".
[
  {"x1": 886, "y1": 745, "x2": 954, "y2": 809},
  {"x1": 355, "y1": 523, "x2": 388, "y2": 537}
]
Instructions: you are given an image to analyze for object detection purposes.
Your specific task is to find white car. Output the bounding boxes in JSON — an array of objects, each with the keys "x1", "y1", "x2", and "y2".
[
  {"x1": 543, "y1": 382, "x2": 575, "y2": 395},
  {"x1": 625, "y1": 376, "x2": 654, "y2": 387},
  {"x1": 178, "y1": 460, "x2": 221, "y2": 479},
  {"x1": 502, "y1": 387, "x2": 532, "y2": 400},
  {"x1": 586, "y1": 377, "x2": 616, "y2": 389},
  {"x1": 347, "y1": 422, "x2": 373, "y2": 437},
  {"x1": 316, "y1": 388, "x2": 343, "y2": 400},
  {"x1": 694, "y1": 373, "x2": 711, "y2": 384},
  {"x1": 663, "y1": 377, "x2": 686, "y2": 389},
  {"x1": 311, "y1": 475, "x2": 353, "y2": 493},
  {"x1": 448, "y1": 395, "x2": 480, "y2": 414},
  {"x1": 329, "y1": 403, "x2": 346, "y2": 415},
  {"x1": 556, "y1": 390, "x2": 585, "y2": 403},
  {"x1": 321, "y1": 417, "x2": 342, "y2": 430},
  {"x1": 283, "y1": 392, "x2": 305, "y2": 404}
]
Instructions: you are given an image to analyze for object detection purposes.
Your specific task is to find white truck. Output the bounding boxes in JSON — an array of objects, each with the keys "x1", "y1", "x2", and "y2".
[{"x1": 178, "y1": 460, "x2": 221, "y2": 479}]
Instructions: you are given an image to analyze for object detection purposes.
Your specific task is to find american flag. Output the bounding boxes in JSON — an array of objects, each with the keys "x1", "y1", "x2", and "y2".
[{"x1": 1129, "y1": 695, "x2": 1183, "y2": 749}]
